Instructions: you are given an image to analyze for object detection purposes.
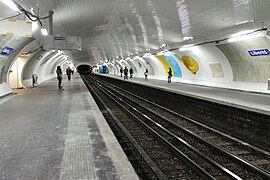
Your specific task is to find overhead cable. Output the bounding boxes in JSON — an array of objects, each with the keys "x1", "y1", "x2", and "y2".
[
  {"x1": 0, "y1": 14, "x2": 21, "y2": 22},
  {"x1": 13, "y1": 1, "x2": 53, "y2": 27}
]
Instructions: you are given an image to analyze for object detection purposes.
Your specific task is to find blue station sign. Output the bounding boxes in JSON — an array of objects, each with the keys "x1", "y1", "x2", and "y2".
[
  {"x1": 248, "y1": 49, "x2": 270, "y2": 56},
  {"x1": 0, "y1": 47, "x2": 14, "y2": 56}
]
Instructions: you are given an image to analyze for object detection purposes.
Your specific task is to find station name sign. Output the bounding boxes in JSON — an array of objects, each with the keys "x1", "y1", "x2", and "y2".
[
  {"x1": 248, "y1": 49, "x2": 270, "y2": 56},
  {"x1": 0, "y1": 47, "x2": 14, "y2": 56}
]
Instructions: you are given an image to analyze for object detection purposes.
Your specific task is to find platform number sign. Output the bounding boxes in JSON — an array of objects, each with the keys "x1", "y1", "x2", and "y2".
[{"x1": 1, "y1": 47, "x2": 14, "y2": 56}]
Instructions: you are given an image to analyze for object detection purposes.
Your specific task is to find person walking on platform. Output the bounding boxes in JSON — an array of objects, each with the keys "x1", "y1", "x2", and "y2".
[
  {"x1": 168, "y1": 67, "x2": 172, "y2": 83},
  {"x1": 120, "y1": 67, "x2": 123, "y2": 77},
  {"x1": 144, "y1": 69, "x2": 148, "y2": 80},
  {"x1": 129, "y1": 68, "x2": 133, "y2": 78},
  {"x1": 56, "y1": 66, "x2": 63, "y2": 89},
  {"x1": 124, "y1": 67, "x2": 128, "y2": 80},
  {"x1": 66, "y1": 67, "x2": 72, "y2": 81}
]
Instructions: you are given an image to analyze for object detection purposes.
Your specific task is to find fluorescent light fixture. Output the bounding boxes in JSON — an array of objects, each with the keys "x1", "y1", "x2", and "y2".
[
  {"x1": 228, "y1": 30, "x2": 264, "y2": 42},
  {"x1": 182, "y1": 44, "x2": 194, "y2": 48},
  {"x1": 179, "y1": 47, "x2": 192, "y2": 51},
  {"x1": 1, "y1": 0, "x2": 19, "y2": 11},
  {"x1": 179, "y1": 44, "x2": 194, "y2": 51},
  {"x1": 233, "y1": 29, "x2": 255, "y2": 36},
  {"x1": 236, "y1": 20, "x2": 254, "y2": 25},
  {"x1": 145, "y1": 48, "x2": 151, "y2": 51},
  {"x1": 228, "y1": 36, "x2": 248, "y2": 42},
  {"x1": 160, "y1": 43, "x2": 167, "y2": 48},
  {"x1": 157, "y1": 51, "x2": 164, "y2": 56},
  {"x1": 183, "y1": 36, "x2": 193, "y2": 40},
  {"x1": 41, "y1": 28, "x2": 48, "y2": 36}
]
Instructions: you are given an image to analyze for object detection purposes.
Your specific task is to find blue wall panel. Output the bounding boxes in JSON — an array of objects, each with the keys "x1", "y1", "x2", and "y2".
[{"x1": 163, "y1": 55, "x2": 182, "y2": 78}]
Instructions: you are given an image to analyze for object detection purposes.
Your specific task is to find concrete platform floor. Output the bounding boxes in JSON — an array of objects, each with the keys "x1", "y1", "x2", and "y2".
[{"x1": 0, "y1": 75, "x2": 139, "y2": 180}]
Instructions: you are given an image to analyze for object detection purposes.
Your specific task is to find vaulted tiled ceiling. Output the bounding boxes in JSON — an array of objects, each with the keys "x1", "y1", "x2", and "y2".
[{"x1": 1, "y1": 0, "x2": 270, "y2": 65}]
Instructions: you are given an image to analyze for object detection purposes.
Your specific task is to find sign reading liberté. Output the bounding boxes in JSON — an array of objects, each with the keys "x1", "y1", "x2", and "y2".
[{"x1": 248, "y1": 49, "x2": 270, "y2": 56}]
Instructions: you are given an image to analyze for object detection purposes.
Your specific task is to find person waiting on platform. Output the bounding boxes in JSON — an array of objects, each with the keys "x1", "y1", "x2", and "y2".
[
  {"x1": 66, "y1": 67, "x2": 72, "y2": 81},
  {"x1": 144, "y1": 69, "x2": 148, "y2": 80},
  {"x1": 168, "y1": 67, "x2": 172, "y2": 83},
  {"x1": 120, "y1": 67, "x2": 123, "y2": 77},
  {"x1": 129, "y1": 68, "x2": 133, "y2": 78},
  {"x1": 56, "y1": 66, "x2": 63, "y2": 89},
  {"x1": 124, "y1": 67, "x2": 128, "y2": 80}
]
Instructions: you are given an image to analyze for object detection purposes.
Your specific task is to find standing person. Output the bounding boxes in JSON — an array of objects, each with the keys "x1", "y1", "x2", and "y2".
[
  {"x1": 124, "y1": 67, "x2": 128, "y2": 80},
  {"x1": 56, "y1": 66, "x2": 63, "y2": 89},
  {"x1": 120, "y1": 67, "x2": 123, "y2": 77},
  {"x1": 66, "y1": 67, "x2": 72, "y2": 81},
  {"x1": 129, "y1": 68, "x2": 133, "y2": 78},
  {"x1": 168, "y1": 67, "x2": 172, "y2": 83},
  {"x1": 144, "y1": 69, "x2": 148, "y2": 80},
  {"x1": 71, "y1": 68, "x2": 74, "y2": 75}
]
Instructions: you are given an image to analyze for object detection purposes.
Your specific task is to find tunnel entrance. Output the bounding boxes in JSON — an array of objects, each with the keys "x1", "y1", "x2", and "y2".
[{"x1": 77, "y1": 64, "x2": 92, "y2": 74}]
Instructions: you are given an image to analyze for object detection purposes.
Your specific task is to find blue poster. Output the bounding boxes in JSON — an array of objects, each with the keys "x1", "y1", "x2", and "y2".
[
  {"x1": 163, "y1": 55, "x2": 182, "y2": 78},
  {"x1": 1, "y1": 47, "x2": 14, "y2": 55}
]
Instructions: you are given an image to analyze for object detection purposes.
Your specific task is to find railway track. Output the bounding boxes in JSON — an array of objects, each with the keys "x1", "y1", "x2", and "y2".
[
  {"x1": 82, "y1": 74, "x2": 270, "y2": 179},
  {"x1": 94, "y1": 74, "x2": 270, "y2": 152}
]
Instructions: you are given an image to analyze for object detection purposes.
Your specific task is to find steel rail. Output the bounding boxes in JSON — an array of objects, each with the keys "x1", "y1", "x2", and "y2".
[
  {"x1": 82, "y1": 76, "x2": 167, "y2": 179},
  {"x1": 83, "y1": 75, "x2": 216, "y2": 179},
  {"x1": 90, "y1": 75, "x2": 270, "y2": 179},
  {"x1": 101, "y1": 76, "x2": 270, "y2": 156},
  {"x1": 89, "y1": 76, "x2": 243, "y2": 179},
  {"x1": 84, "y1": 76, "x2": 239, "y2": 179}
]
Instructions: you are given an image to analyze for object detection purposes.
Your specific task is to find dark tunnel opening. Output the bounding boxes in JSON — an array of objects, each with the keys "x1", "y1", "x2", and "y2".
[{"x1": 77, "y1": 64, "x2": 92, "y2": 74}]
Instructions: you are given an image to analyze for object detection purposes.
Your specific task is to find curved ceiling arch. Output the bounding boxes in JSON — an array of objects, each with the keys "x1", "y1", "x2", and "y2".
[{"x1": 1, "y1": 0, "x2": 270, "y2": 66}]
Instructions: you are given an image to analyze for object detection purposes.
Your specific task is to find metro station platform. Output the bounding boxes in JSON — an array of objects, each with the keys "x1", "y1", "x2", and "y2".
[
  {"x1": 102, "y1": 74, "x2": 270, "y2": 116},
  {"x1": 0, "y1": 73, "x2": 269, "y2": 179},
  {"x1": 0, "y1": 75, "x2": 139, "y2": 180}
]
